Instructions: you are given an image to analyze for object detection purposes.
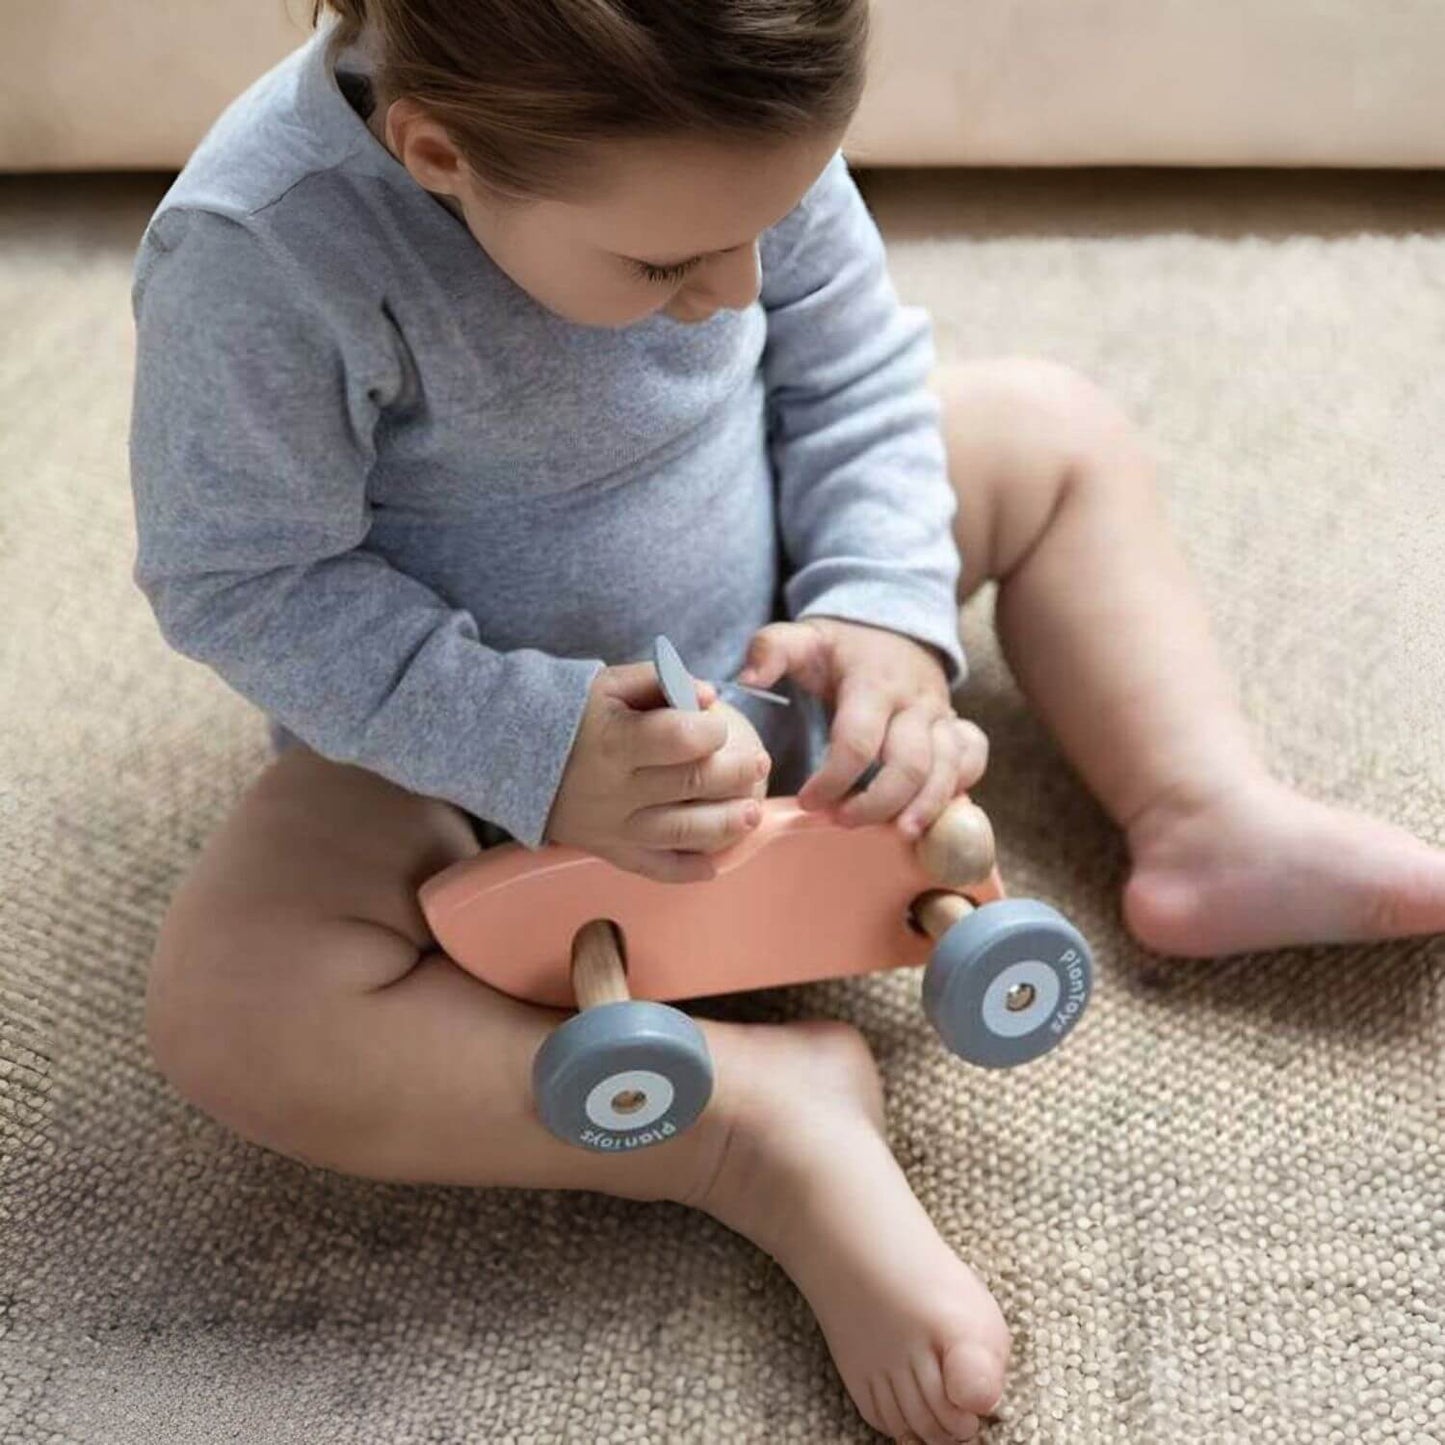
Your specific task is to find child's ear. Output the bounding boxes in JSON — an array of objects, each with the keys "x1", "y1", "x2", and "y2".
[{"x1": 386, "y1": 99, "x2": 467, "y2": 197}]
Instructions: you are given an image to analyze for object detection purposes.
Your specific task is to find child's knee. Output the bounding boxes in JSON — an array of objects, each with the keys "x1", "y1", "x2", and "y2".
[
  {"x1": 934, "y1": 357, "x2": 1154, "y2": 589},
  {"x1": 144, "y1": 914, "x2": 266, "y2": 1132},
  {"x1": 939, "y1": 357, "x2": 1145, "y2": 480},
  {"x1": 144, "y1": 904, "x2": 417, "y2": 1154},
  {"x1": 1025, "y1": 359, "x2": 1149, "y2": 484}
]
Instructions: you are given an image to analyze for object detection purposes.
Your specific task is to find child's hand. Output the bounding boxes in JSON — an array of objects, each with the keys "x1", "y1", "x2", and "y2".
[
  {"x1": 545, "y1": 663, "x2": 771, "y2": 883},
  {"x1": 737, "y1": 617, "x2": 988, "y2": 839}
]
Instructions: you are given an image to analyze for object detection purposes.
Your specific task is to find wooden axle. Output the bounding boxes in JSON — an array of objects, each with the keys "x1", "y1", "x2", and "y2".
[
  {"x1": 911, "y1": 888, "x2": 977, "y2": 940},
  {"x1": 571, "y1": 919, "x2": 630, "y2": 1010}
]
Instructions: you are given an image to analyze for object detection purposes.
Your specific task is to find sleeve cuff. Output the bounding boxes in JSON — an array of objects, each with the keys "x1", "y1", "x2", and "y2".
[
  {"x1": 436, "y1": 650, "x2": 603, "y2": 849},
  {"x1": 792, "y1": 574, "x2": 967, "y2": 692}
]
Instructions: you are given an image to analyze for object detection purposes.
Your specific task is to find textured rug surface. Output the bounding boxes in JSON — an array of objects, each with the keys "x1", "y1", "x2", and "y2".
[{"x1": 2, "y1": 169, "x2": 1442, "y2": 1444}]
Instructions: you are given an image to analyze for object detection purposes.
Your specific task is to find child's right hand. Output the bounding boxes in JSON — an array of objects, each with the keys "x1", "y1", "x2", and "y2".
[{"x1": 544, "y1": 662, "x2": 772, "y2": 883}]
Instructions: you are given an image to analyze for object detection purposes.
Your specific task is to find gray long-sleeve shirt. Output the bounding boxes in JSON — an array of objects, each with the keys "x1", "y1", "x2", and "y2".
[{"x1": 129, "y1": 25, "x2": 964, "y2": 847}]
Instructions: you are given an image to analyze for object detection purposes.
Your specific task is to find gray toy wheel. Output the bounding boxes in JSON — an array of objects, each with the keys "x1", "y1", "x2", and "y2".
[
  {"x1": 922, "y1": 898, "x2": 1092, "y2": 1068},
  {"x1": 532, "y1": 1000, "x2": 714, "y2": 1151}
]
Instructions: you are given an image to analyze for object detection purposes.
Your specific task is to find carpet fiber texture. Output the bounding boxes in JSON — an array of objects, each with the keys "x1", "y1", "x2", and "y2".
[{"x1": 2, "y1": 169, "x2": 1442, "y2": 1443}]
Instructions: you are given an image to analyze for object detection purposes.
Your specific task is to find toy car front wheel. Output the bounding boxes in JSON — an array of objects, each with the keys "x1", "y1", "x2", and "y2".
[{"x1": 922, "y1": 898, "x2": 1092, "y2": 1067}]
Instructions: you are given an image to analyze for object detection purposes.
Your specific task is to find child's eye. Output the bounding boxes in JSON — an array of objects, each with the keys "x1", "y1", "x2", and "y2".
[{"x1": 632, "y1": 258, "x2": 698, "y2": 285}]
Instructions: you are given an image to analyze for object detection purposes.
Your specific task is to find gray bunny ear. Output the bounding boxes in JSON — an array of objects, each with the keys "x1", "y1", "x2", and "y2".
[{"x1": 652, "y1": 634, "x2": 700, "y2": 712}]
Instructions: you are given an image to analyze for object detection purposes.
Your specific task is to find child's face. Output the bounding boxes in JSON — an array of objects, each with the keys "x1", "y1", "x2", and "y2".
[{"x1": 385, "y1": 106, "x2": 843, "y2": 327}]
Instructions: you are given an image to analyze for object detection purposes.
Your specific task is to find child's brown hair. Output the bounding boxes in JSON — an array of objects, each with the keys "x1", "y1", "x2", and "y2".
[{"x1": 314, "y1": 0, "x2": 868, "y2": 198}]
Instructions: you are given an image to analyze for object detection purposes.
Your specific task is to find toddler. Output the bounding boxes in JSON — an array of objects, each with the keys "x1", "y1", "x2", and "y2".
[{"x1": 130, "y1": 2, "x2": 1445, "y2": 1440}]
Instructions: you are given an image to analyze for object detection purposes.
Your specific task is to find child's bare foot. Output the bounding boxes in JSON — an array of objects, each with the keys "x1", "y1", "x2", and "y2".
[
  {"x1": 1123, "y1": 773, "x2": 1445, "y2": 957},
  {"x1": 664, "y1": 1020, "x2": 1008, "y2": 1442}
]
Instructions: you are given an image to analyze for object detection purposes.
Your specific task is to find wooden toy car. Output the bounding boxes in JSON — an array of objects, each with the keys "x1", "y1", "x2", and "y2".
[{"x1": 420, "y1": 640, "x2": 1092, "y2": 1152}]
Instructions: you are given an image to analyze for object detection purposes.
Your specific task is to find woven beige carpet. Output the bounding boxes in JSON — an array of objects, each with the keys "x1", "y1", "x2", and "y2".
[{"x1": 2, "y1": 169, "x2": 1442, "y2": 1444}]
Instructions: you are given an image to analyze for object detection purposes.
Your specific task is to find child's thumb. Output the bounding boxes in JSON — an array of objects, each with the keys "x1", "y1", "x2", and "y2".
[
  {"x1": 601, "y1": 660, "x2": 668, "y2": 709},
  {"x1": 737, "y1": 622, "x2": 814, "y2": 687},
  {"x1": 602, "y1": 659, "x2": 716, "y2": 711}
]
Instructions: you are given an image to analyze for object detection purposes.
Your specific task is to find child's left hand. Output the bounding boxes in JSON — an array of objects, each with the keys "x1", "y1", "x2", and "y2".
[{"x1": 737, "y1": 616, "x2": 989, "y2": 839}]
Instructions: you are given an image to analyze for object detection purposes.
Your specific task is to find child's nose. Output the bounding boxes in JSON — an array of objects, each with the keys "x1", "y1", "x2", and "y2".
[{"x1": 688, "y1": 243, "x2": 761, "y2": 312}]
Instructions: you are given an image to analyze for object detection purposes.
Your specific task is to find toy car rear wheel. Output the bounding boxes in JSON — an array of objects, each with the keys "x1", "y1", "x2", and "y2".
[{"x1": 532, "y1": 1000, "x2": 714, "y2": 1151}]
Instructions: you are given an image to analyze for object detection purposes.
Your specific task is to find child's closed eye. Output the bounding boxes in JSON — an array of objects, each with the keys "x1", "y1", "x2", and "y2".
[{"x1": 631, "y1": 257, "x2": 700, "y2": 285}]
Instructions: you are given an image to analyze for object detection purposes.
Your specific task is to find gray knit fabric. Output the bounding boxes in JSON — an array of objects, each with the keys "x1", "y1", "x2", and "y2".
[{"x1": 128, "y1": 27, "x2": 963, "y2": 848}]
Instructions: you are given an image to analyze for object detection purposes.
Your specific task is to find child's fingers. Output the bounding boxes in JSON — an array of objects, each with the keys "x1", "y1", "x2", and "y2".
[
  {"x1": 610, "y1": 844, "x2": 719, "y2": 885},
  {"x1": 836, "y1": 704, "x2": 936, "y2": 827},
  {"x1": 736, "y1": 621, "x2": 825, "y2": 691},
  {"x1": 952, "y1": 717, "x2": 990, "y2": 793},
  {"x1": 600, "y1": 659, "x2": 672, "y2": 709},
  {"x1": 897, "y1": 716, "x2": 965, "y2": 839},
  {"x1": 633, "y1": 743, "x2": 770, "y2": 807},
  {"x1": 797, "y1": 679, "x2": 891, "y2": 811},
  {"x1": 603, "y1": 660, "x2": 716, "y2": 711},
  {"x1": 626, "y1": 797, "x2": 763, "y2": 854},
  {"x1": 622, "y1": 704, "x2": 729, "y2": 769}
]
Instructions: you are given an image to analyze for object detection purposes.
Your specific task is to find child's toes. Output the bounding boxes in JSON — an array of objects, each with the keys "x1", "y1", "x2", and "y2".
[
  {"x1": 908, "y1": 1348, "x2": 983, "y2": 1439},
  {"x1": 866, "y1": 1374, "x2": 911, "y2": 1441},
  {"x1": 1370, "y1": 840, "x2": 1445, "y2": 936},
  {"x1": 942, "y1": 1336, "x2": 1008, "y2": 1419},
  {"x1": 890, "y1": 1363, "x2": 966, "y2": 1444}
]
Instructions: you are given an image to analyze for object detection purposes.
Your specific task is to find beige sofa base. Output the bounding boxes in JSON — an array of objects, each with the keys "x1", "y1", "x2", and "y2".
[{"x1": 4, "y1": 0, "x2": 1443, "y2": 172}]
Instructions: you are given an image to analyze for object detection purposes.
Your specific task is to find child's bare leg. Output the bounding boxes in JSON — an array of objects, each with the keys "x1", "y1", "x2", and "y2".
[
  {"x1": 148, "y1": 746, "x2": 1007, "y2": 1443},
  {"x1": 937, "y1": 358, "x2": 1445, "y2": 955}
]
